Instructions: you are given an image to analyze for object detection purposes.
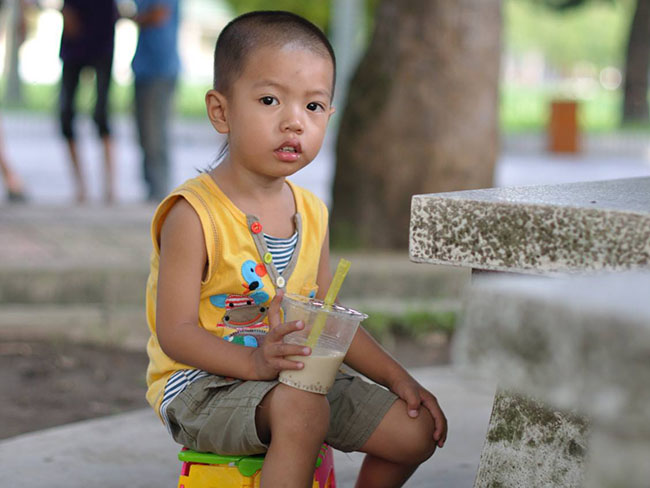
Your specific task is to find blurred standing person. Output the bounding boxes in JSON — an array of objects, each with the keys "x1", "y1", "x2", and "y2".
[
  {"x1": 59, "y1": 0, "x2": 118, "y2": 204},
  {"x1": 132, "y1": 0, "x2": 180, "y2": 203},
  {"x1": 0, "y1": 0, "x2": 26, "y2": 203},
  {"x1": 0, "y1": 129, "x2": 26, "y2": 202}
]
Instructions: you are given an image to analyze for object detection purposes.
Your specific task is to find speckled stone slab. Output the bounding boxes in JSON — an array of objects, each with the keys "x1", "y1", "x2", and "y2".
[
  {"x1": 409, "y1": 177, "x2": 650, "y2": 273},
  {"x1": 456, "y1": 271, "x2": 650, "y2": 488}
]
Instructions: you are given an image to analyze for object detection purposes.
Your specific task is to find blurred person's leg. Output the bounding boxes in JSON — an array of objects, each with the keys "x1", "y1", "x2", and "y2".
[
  {"x1": 59, "y1": 60, "x2": 86, "y2": 203},
  {"x1": 0, "y1": 120, "x2": 25, "y2": 202},
  {"x1": 134, "y1": 82, "x2": 151, "y2": 197},
  {"x1": 135, "y1": 78, "x2": 176, "y2": 202},
  {"x1": 100, "y1": 135, "x2": 114, "y2": 203},
  {"x1": 93, "y1": 52, "x2": 114, "y2": 204}
]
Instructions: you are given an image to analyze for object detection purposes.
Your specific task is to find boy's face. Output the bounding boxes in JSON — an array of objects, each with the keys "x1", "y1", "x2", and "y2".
[{"x1": 211, "y1": 44, "x2": 335, "y2": 179}]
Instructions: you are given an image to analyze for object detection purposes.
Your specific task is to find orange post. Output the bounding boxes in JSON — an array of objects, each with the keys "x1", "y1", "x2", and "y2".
[{"x1": 548, "y1": 100, "x2": 580, "y2": 153}]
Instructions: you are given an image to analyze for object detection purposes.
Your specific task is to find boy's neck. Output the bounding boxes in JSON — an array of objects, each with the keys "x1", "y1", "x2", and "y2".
[
  {"x1": 212, "y1": 160, "x2": 284, "y2": 192},
  {"x1": 209, "y1": 162, "x2": 294, "y2": 217}
]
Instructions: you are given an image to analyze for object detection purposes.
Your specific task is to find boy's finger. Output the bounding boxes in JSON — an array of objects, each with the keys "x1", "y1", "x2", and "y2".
[
  {"x1": 423, "y1": 396, "x2": 447, "y2": 446},
  {"x1": 403, "y1": 391, "x2": 421, "y2": 418},
  {"x1": 279, "y1": 320, "x2": 304, "y2": 339},
  {"x1": 270, "y1": 343, "x2": 310, "y2": 358},
  {"x1": 435, "y1": 415, "x2": 448, "y2": 447},
  {"x1": 266, "y1": 320, "x2": 304, "y2": 342},
  {"x1": 275, "y1": 357, "x2": 307, "y2": 371},
  {"x1": 267, "y1": 290, "x2": 284, "y2": 328}
]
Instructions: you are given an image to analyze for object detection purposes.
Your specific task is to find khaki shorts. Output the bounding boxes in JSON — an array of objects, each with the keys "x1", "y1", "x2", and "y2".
[{"x1": 165, "y1": 372, "x2": 397, "y2": 455}]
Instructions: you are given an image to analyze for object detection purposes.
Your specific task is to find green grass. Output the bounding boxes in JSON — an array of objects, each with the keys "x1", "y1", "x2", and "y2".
[
  {"x1": 4, "y1": 79, "x2": 213, "y2": 119},
  {"x1": 362, "y1": 308, "x2": 457, "y2": 344},
  {"x1": 499, "y1": 83, "x2": 634, "y2": 133}
]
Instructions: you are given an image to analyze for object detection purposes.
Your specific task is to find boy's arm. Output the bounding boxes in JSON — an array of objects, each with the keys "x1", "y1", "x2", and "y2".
[
  {"x1": 314, "y1": 228, "x2": 408, "y2": 387},
  {"x1": 156, "y1": 199, "x2": 307, "y2": 380},
  {"x1": 316, "y1": 230, "x2": 447, "y2": 447},
  {"x1": 345, "y1": 313, "x2": 448, "y2": 448}
]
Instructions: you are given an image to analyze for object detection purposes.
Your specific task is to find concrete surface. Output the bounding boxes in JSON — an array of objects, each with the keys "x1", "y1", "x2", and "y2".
[
  {"x1": 2, "y1": 111, "x2": 650, "y2": 207},
  {"x1": 410, "y1": 177, "x2": 650, "y2": 274},
  {"x1": 0, "y1": 202, "x2": 470, "y2": 350},
  {"x1": 455, "y1": 271, "x2": 650, "y2": 488}
]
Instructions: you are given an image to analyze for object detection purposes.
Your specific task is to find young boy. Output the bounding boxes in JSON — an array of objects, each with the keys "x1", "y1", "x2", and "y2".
[{"x1": 145, "y1": 11, "x2": 447, "y2": 487}]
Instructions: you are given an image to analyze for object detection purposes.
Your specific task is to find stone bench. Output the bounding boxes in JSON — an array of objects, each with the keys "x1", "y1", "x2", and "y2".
[
  {"x1": 455, "y1": 271, "x2": 650, "y2": 488},
  {"x1": 409, "y1": 176, "x2": 650, "y2": 487}
]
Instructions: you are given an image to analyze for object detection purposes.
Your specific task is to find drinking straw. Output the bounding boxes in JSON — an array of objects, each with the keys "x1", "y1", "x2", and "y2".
[{"x1": 305, "y1": 258, "x2": 351, "y2": 349}]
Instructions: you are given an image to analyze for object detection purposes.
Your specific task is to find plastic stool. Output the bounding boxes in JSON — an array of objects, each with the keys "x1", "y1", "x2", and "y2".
[{"x1": 177, "y1": 443, "x2": 336, "y2": 488}]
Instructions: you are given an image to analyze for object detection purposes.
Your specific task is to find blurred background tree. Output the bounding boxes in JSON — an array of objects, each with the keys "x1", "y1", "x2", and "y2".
[
  {"x1": 621, "y1": 0, "x2": 649, "y2": 122},
  {"x1": 529, "y1": 0, "x2": 649, "y2": 123},
  {"x1": 331, "y1": 0, "x2": 502, "y2": 249},
  {"x1": 221, "y1": 0, "x2": 380, "y2": 34},
  {"x1": 222, "y1": 0, "x2": 331, "y2": 31}
]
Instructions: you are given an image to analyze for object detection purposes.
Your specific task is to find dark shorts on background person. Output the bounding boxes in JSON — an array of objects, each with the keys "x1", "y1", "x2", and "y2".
[
  {"x1": 59, "y1": 51, "x2": 114, "y2": 140},
  {"x1": 165, "y1": 372, "x2": 398, "y2": 455}
]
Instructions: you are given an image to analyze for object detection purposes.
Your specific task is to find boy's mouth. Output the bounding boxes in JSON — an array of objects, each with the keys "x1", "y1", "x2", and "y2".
[{"x1": 275, "y1": 141, "x2": 302, "y2": 162}]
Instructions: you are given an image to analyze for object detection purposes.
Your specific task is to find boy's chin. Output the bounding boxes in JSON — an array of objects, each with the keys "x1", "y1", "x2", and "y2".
[{"x1": 273, "y1": 160, "x2": 311, "y2": 176}]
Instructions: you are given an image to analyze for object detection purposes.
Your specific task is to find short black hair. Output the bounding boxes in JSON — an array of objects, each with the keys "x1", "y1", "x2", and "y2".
[{"x1": 213, "y1": 10, "x2": 336, "y2": 98}]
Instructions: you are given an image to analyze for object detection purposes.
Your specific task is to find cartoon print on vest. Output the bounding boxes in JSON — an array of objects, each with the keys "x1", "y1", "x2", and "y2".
[{"x1": 209, "y1": 260, "x2": 271, "y2": 347}]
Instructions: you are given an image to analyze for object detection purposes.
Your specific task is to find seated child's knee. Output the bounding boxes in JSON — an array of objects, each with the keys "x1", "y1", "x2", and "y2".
[
  {"x1": 396, "y1": 412, "x2": 437, "y2": 465},
  {"x1": 411, "y1": 415, "x2": 438, "y2": 463},
  {"x1": 270, "y1": 383, "x2": 330, "y2": 437}
]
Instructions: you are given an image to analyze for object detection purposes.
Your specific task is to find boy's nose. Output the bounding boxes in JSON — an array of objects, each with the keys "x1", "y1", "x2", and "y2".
[
  {"x1": 281, "y1": 108, "x2": 304, "y2": 134},
  {"x1": 281, "y1": 118, "x2": 303, "y2": 134}
]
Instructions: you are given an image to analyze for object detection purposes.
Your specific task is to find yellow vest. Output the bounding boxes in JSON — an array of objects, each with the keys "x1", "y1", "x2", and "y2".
[{"x1": 145, "y1": 173, "x2": 329, "y2": 414}]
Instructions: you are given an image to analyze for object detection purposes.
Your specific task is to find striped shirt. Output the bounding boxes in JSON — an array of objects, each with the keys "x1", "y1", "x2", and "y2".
[
  {"x1": 263, "y1": 231, "x2": 298, "y2": 274},
  {"x1": 158, "y1": 231, "x2": 299, "y2": 428}
]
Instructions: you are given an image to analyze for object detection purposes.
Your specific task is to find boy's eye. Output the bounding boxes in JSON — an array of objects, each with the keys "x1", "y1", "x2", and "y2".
[
  {"x1": 307, "y1": 102, "x2": 325, "y2": 112},
  {"x1": 260, "y1": 96, "x2": 278, "y2": 106}
]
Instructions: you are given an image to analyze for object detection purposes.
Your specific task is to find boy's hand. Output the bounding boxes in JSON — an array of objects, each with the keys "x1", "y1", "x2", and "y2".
[
  {"x1": 250, "y1": 291, "x2": 311, "y2": 380},
  {"x1": 391, "y1": 376, "x2": 448, "y2": 448}
]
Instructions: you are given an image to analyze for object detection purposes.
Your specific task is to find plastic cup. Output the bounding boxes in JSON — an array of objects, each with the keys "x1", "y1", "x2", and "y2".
[{"x1": 278, "y1": 293, "x2": 367, "y2": 394}]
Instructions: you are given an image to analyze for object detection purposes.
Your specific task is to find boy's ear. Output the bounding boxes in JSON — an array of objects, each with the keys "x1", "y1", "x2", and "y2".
[{"x1": 205, "y1": 89, "x2": 230, "y2": 134}]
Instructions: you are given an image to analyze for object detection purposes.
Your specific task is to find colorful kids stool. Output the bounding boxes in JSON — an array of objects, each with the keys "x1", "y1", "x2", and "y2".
[{"x1": 177, "y1": 443, "x2": 336, "y2": 488}]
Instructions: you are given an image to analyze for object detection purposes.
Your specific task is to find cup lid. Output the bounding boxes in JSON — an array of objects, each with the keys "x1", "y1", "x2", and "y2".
[{"x1": 282, "y1": 293, "x2": 368, "y2": 320}]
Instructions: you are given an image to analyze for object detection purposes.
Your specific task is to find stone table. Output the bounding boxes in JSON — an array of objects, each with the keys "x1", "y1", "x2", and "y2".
[
  {"x1": 410, "y1": 177, "x2": 650, "y2": 274},
  {"x1": 455, "y1": 271, "x2": 650, "y2": 488},
  {"x1": 409, "y1": 177, "x2": 650, "y2": 487}
]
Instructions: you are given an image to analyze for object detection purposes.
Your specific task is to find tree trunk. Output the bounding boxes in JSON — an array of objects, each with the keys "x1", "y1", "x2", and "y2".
[
  {"x1": 331, "y1": 0, "x2": 502, "y2": 250},
  {"x1": 3, "y1": 0, "x2": 24, "y2": 105},
  {"x1": 622, "y1": 0, "x2": 650, "y2": 123}
]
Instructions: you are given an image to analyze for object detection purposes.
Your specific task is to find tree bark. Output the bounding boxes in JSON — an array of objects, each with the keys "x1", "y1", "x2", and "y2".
[
  {"x1": 331, "y1": 0, "x2": 502, "y2": 250},
  {"x1": 622, "y1": 0, "x2": 650, "y2": 123}
]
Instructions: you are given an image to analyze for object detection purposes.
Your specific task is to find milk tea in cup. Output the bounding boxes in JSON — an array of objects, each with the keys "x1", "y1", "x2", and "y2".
[{"x1": 278, "y1": 294, "x2": 367, "y2": 394}]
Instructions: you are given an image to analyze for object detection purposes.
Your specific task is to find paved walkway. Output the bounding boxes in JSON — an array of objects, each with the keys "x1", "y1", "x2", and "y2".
[
  {"x1": 2, "y1": 111, "x2": 650, "y2": 206},
  {"x1": 1, "y1": 112, "x2": 649, "y2": 486}
]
